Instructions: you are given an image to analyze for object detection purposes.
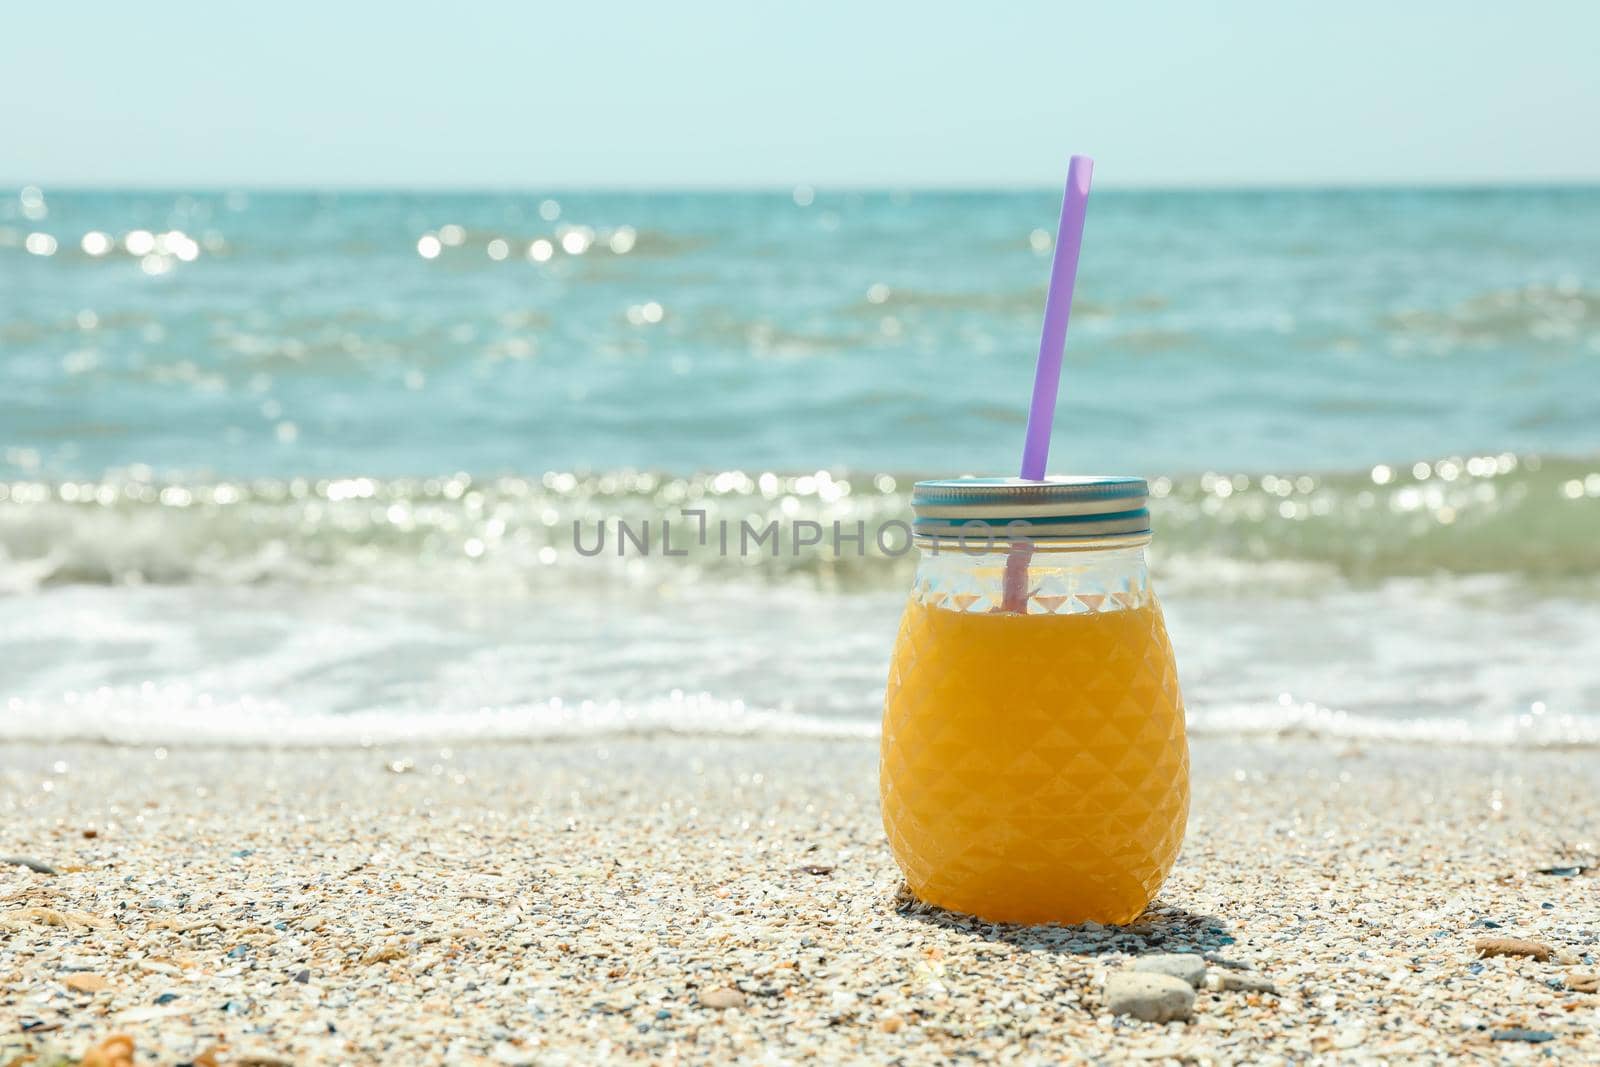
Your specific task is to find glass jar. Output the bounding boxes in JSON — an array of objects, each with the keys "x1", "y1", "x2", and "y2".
[{"x1": 880, "y1": 476, "x2": 1188, "y2": 925}]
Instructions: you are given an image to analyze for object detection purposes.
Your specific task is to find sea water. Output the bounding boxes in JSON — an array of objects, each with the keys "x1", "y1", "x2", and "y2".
[{"x1": 3, "y1": 186, "x2": 1598, "y2": 746}]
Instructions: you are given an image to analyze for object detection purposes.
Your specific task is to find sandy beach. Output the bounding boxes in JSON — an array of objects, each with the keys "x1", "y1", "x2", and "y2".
[{"x1": 0, "y1": 737, "x2": 1595, "y2": 1064}]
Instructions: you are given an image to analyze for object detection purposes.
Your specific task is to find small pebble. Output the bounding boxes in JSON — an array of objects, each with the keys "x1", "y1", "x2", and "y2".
[
  {"x1": 697, "y1": 988, "x2": 746, "y2": 1010},
  {"x1": 1, "y1": 856, "x2": 58, "y2": 875},
  {"x1": 63, "y1": 973, "x2": 109, "y2": 993},
  {"x1": 1210, "y1": 971, "x2": 1278, "y2": 994},
  {"x1": 1473, "y1": 937, "x2": 1553, "y2": 961},
  {"x1": 1131, "y1": 953, "x2": 1207, "y2": 988},
  {"x1": 1103, "y1": 973, "x2": 1195, "y2": 1023},
  {"x1": 1492, "y1": 1028, "x2": 1555, "y2": 1043}
]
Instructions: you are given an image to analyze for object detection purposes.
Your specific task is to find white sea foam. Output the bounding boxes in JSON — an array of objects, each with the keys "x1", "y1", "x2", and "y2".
[
  {"x1": 3, "y1": 688, "x2": 1595, "y2": 749},
  {"x1": 1187, "y1": 699, "x2": 1600, "y2": 749},
  {"x1": 5, "y1": 550, "x2": 1597, "y2": 751},
  {"x1": 0, "y1": 688, "x2": 875, "y2": 747}
]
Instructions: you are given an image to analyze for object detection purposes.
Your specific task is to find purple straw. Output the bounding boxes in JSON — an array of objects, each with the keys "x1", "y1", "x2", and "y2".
[{"x1": 1019, "y1": 155, "x2": 1094, "y2": 480}]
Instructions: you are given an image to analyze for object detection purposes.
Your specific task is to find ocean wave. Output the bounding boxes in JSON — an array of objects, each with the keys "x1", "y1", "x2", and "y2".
[
  {"x1": 1383, "y1": 281, "x2": 1600, "y2": 348},
  {"x1": 1188, "y1": 696, "x2": 1600, "y2": 749},
  {"x1": 2, "y1": 452, "x2": 1597, "y2": 594},
  {"x1": 4, "y1": 687, "x2": 1594, "y2": 750},
  {"x1": 0, "y1": 688, "x2": 876, "y2": 747}
]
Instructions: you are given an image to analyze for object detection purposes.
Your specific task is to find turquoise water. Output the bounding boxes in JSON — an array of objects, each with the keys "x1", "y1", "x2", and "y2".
[
  {"x1": 6, "y1": 188, "x2": 1600, "y2": 476},
  {"x1": 3, "y1": 186, "x2": 1599, "y2": 744}
]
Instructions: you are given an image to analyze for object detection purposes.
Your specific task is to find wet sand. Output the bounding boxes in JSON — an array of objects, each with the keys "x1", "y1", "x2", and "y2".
[{"x1": 2, "y1": 738, "x2": 1597, "y2": 1064}]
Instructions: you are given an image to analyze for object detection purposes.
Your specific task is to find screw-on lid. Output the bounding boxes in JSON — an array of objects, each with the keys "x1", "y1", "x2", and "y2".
[{"x1": 911, "y1": 476, "x2": 1149, "y2": 540}]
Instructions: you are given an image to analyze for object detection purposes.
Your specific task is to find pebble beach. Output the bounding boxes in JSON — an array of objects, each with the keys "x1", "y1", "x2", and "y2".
[{"x1": 2, "y1": 737, "x2": 1596, "y2": 1064}]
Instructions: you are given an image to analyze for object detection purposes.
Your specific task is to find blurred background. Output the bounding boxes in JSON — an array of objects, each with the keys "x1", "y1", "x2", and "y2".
[{"x1": 3, "y1": 1, "x2": 1598, "y2": 746}]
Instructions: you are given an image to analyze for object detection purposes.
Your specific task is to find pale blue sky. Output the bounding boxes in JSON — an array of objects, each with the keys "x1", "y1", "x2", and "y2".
[{"x1": 7, "y1": 1, "x2": 1599, "y2": 188}]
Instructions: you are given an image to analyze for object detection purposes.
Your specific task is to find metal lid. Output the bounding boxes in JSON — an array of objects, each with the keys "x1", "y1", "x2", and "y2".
[{"x1": 911, "y1": 476, "x2": 1150, "y2": 540}]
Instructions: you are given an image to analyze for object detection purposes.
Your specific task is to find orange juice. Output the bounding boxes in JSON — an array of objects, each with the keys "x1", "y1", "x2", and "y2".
[{"x1": 881, "y1": 596, "x2": 1189, "y2": 925}]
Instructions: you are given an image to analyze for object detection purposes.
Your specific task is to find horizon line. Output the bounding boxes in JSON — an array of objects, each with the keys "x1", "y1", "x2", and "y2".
[{"x1": 8, "y1": 178, "x2": 1600, "y2": 196}]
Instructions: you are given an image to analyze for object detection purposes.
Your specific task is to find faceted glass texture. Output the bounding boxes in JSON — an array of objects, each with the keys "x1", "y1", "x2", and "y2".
[{"x1": 880, "y1": 542, "x2": 1189, "y2": 925}]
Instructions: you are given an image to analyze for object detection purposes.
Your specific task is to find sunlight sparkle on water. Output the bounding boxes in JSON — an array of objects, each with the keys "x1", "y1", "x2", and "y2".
[
  {"x1": 160, "y1": 231, "x2": 200, "y2": 262},
  {"x1": 608, "y1": 226, "x2": 637, "y2": 254},
  {"x1": 559, "y1": 227, "x2": 594, "y2": 255},
  {"x1": 19, "y1": 185, "x2": 46, "y2": 220}
]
